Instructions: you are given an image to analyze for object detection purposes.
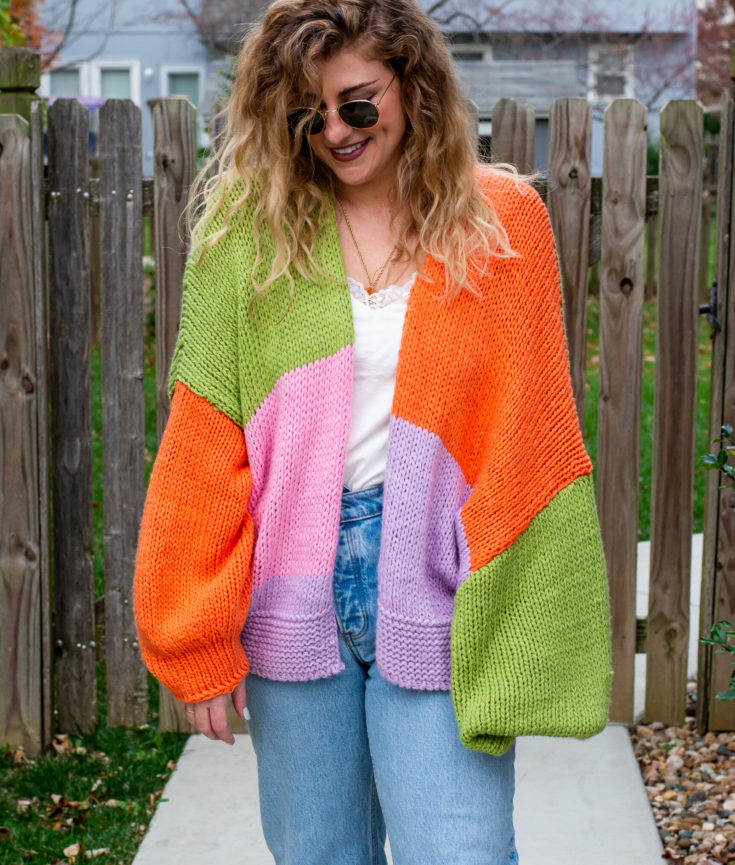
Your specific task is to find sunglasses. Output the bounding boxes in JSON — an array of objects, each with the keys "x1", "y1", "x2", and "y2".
[{"x1": 288, "y1": 73, "x2": 396, "y2": 136}]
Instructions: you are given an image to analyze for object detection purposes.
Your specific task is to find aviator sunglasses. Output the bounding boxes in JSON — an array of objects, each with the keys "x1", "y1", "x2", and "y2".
[{"x1": 288, "y1": 73, "x2": 397, "y2": 136}]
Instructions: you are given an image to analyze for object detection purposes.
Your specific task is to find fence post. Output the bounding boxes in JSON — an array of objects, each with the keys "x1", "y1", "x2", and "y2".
[
  {"x1": 47, "y1": 99, "x2": 96, "y2": 734},
  {"x1": 597, "y1": 99, "x2": 647, "y2": 724},
  {"x1": 491, "y1": 98, "x2": 535, "y2": 173},
  {"x1": 0, "y1": 47, "x2": 40, "y2": 122},
  {"x1": 151, "y1": 97, "x2": 198, "y2": 733},
  {"x1": 99, "y1": 100, "x2": 149, "y2": 727},
  {"x1": 698, "y1": 43, "x2": 735, "y2": 732},
  {"x1": 0, "y1": 48, "x2": 48, "y2": 753},
  {"x1": 547, "y1": 98, "x2": 592, "y2": 428},
  {"x1": 645, "y1": 100, "x2": 702, "y2": 724}
]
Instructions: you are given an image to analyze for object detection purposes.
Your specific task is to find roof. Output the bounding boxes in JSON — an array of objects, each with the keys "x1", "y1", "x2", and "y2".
[
  {"x1": 455, "y1": 60, "x2": 581, "y2": 115},
  {"x1": 417, "y1": 0, "x2": 696, "y2": 35}
]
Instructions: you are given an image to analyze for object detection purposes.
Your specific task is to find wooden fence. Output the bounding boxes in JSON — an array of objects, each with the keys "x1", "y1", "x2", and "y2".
[{"x1": 3, "y1": 45, "x2": 735, "y2": 752}]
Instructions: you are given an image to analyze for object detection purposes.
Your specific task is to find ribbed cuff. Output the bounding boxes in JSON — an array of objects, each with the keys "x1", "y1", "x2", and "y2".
[{"x1": 141, "y1": 637, "x2": 250, "y2": 703}]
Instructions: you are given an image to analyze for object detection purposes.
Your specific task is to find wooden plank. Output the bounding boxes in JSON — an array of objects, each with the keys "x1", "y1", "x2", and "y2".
[
  {"x1": 700, "y1": 88, "x2": 735, "y2": 732},
  {"x1": 30, "y1": 100, "x2": 52, "y2": 748},
  {"x1": 597, "y1": 98, "x2": 648, "y2": 724},
  {"x1": 645, "y1": 100, "x2": 703, "y2": 724},
  {"x1": 547, "y1": 98, "x2": 592, "y2": 428},
  {"x1": 491, "y1": 98, "x2": 535, "y2": 173},
  {"x1": 708, "y1": 85, "x2": 735, "y2": 731},
  {"x1": 99, "y1": 100, "x2": 149, "y2": 727},
  {"x1": 47, "y1": 99, "x2": 96, "y2": 734},
  {"x1": 0, "y1": 114, "x2": 43, "y2": 753},
  {"x1": 152, "y1": 97, "x2": 198, "y2": 733}
]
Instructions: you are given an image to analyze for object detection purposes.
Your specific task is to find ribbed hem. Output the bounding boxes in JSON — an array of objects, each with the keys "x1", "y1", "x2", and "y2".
[
  {"x1": 376, "y1": 606, "x2": 451, "y2": 691},
  {"x1": 141, "y1": 638, "x2": 250, "y2": 704},
  {"x1": 240, "y1": 607, "x2": 344, "y2": 681}
]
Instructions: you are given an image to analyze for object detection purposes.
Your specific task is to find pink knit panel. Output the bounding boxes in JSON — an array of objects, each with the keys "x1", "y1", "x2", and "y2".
[{"x1": 245, "y1": 346, "x2": 353, "y2": 589}]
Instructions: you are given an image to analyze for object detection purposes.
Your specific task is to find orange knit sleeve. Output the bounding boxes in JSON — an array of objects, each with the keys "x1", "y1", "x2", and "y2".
[{"x1": 134, "y1": 380, "x2": 253, "y2": 702}]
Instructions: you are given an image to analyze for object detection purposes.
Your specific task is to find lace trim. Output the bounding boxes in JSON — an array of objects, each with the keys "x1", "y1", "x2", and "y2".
[{"x1": 347, "y1": 273, "x2": 416, "y2": 309}]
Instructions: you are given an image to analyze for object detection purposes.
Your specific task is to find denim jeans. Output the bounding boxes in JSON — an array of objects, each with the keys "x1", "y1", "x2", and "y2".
[{"x1": 246, "y1": 484, "x2": 517, "y2": 865}]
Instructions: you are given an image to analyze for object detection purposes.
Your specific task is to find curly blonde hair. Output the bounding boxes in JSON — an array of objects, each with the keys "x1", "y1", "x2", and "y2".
[{"x1": 188, "y1": 0, "x2": 518, "y2": 300}]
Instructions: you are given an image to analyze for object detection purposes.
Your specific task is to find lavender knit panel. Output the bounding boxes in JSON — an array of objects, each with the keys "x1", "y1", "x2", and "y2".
[
  {"x1": 241, "y1": 347, "x2": 352, "y2": 681},
  {"x1": 377, "y1": 416, "x2": 471, "y2": 690}
]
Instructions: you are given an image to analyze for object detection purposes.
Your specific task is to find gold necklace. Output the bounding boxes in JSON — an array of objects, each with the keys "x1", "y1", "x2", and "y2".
[{"x1": 336, "y1": 197, "x2": 398, "y2": 294}]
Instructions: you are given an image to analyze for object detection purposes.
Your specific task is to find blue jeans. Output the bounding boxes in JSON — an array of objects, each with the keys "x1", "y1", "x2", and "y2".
[{"x1": 246, "y1": 484, "x2": 517, "y2": 865}]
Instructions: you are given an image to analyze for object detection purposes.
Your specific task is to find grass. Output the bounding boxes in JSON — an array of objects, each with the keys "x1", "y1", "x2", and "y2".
[{"x1": 0, "y1": 727, "x2": 186, "y2": 865}]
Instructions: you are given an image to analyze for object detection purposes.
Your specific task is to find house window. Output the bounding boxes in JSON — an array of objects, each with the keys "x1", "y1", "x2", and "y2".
[
  {"x1": 90, "y1": 61, "x2": 140, "y2": 104},
  {"x1": 49, "y1": 68, "x2": 81, "y2": 97},
  {"x1": 100, "y1": 68, "x2": 131, "y2": 100},
  {"x1": 588, "y1": 45, "x2": 634, "y2": 102},
  {"x1": 167, "y1": 71, "x2": 200, "y2": 111}
]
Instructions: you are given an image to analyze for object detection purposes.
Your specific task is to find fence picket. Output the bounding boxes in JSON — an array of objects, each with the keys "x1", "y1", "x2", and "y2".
[
  {"x1": 152, "y1": 97, "x2": 198, "y2": 732},
  {"x1": 47, "y1": 99, "x2": 96, "y2": 733},
  {"x1": 547, "y1": 98, "x2": 592, "y2": 426},
  {"x1": 598, "y1": 99, "x2": 648, "y2": 724},
  {"x1": 30, "y1": 101, "x2": 51, "y2": 749},
  {"x1": 645, "y1": 101, "x2": 703, "y2": 723},
  {"x1": 491, "y1": 98, "x2": 535, "y2": 172},
  {"x1": 705, "y1": 79, "x2": 735, "y2": 730},
  {"x1": 99, "y1": 100, "x2": 149, "y2": 727},
  {"x1": 0, "y1": 114, "x2": 43, "y2": 753}
]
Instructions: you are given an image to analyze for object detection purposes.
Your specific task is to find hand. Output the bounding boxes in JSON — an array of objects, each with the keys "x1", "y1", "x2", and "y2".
[{"x1": 179, "y1": 678, "x2": 248, "y2": 745}]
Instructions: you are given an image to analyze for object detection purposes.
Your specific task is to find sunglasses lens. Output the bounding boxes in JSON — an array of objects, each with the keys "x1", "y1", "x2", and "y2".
[
  {"x1": 288, "y1": 108, "x2": 325, "y2": 135},
  {"x1": 339, "y1": 100, "x2": 379, "y2": 129}
]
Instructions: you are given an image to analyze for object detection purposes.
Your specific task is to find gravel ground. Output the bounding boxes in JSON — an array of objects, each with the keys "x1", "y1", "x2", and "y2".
[{"x1": 631, "y1": 681, "x2": 735, "y2": 863}]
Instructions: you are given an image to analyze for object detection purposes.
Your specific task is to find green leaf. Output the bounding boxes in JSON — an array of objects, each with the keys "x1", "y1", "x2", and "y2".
[
  {"x1": 723, "y1": 424, "x2": 734, "y2": 438},
  {"x1": 716, "y1": 690, "x2": 735, "y2": 700},
  {"x1": 702, "y1": 454, "x2": 720, "y2": 466}
]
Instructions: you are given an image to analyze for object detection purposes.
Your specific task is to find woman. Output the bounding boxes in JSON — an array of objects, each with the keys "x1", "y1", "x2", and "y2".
[{"x1": 134, "y1": 1, "x2": 612, "y2": 863}]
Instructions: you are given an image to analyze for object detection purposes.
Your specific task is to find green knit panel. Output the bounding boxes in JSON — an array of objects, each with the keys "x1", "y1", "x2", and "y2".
[
  {"x1": 450, "y1": 473, "x2": 612, "y2": 756},
  {"x1": 234, "y1": 202, "x2": 353, "y2": 423},
  {"x1": 169, "y1": 188, "x2": 353, "y2": 425}
]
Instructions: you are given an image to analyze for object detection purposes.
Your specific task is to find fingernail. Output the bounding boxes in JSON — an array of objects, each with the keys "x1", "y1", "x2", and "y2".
[{"x1": 243, "y1": 706, "x2": 251, "y2": 721}]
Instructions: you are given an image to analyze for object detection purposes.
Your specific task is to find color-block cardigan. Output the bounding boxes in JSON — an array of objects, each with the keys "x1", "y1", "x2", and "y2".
[{"x1": 133, "y1": 170, "x2": 612, "y2": 755}]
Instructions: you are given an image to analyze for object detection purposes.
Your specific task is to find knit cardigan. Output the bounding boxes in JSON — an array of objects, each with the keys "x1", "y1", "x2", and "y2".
[{"x1": 133, "y1": 169, "x2": 612, "y2": 756}]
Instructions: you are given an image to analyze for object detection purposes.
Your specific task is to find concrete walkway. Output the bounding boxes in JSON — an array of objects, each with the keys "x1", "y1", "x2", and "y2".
[{"x1": 134, "y1": 535, "x2": 704, "y2": 864}]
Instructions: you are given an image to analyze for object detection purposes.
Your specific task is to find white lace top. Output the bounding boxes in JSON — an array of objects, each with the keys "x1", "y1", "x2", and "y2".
[{"x1": 343, "y1": 273, "x2": 415, "y2": 491}]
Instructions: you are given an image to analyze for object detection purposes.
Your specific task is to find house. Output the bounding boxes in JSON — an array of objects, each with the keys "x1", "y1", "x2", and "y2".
[
  {"x1": 38, "y1": 0, "x2": 232, "y2": 175},
  {"x1": 40, "y1": 0, "x2": 697, "y2": 176},
  {"x1": 419, "y1": 0, "x2": 698, "y2": 173}
]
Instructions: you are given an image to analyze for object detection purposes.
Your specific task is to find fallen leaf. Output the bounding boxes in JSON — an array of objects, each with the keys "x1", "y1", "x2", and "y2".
[
  {"x1": 51, "y1": 794, "x2": 64, "y2": 806},
  {"x1": 104, "y1": 799, "x2": 118, "y2": 808},
  {"x1": 90, "y1": 779, "x2": 102, "y2": 793},
  {"x1": 16, "y1": 798, "x2": 33, "y2": 814},
  {"x1": 0, "y1": 826, "x2": 12, "y2": 842},
  {"x1": 85, "y1": 849, "x2": 109, "y2": 859},
  {"x1": 52, "y1": 734, "x2": 72, "y2": 755},
  {"x1": 13, "y1": 746, "x2": 33, "y2": 766},
  {"x1": 166, "y1": 760, "x2": 176, "y2": 771},
  {"x1": 63, "y1": 842, "x2": 81, "y2": 858}
]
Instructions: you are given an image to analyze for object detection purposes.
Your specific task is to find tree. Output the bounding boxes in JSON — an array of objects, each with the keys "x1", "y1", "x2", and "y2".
[
  {"x1": 1, "y1": 0, "x2": 44, "y2": 50},
  {"x1": 698, "y1": 0, "x2": 735, "y2": 107}
]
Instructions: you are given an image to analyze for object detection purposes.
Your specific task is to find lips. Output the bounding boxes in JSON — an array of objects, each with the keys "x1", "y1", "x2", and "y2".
[{"x1": 330, "y1": 139, "x2": 369, "y2": 162}]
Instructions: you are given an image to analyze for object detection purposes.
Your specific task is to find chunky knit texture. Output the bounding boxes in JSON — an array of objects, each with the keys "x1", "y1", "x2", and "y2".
[{"x1": 134, "y1": 169, "x2": 612, "y2": 753}]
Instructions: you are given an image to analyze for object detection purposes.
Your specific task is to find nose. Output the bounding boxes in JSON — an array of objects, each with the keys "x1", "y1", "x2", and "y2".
[{"x1": 321, "y1": 108, "x2": 353, "y2": 143}]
